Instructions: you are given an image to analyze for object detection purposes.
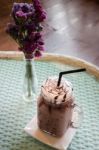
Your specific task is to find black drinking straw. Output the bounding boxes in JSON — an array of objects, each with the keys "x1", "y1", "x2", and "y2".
[{"x1": 57, "y1": 68, "x2": 86, "y2": 87}]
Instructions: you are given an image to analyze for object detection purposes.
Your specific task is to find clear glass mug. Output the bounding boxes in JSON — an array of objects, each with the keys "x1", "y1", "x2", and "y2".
[{"x1": 37, "y1": 77, "x2": 83, "y2": 137}]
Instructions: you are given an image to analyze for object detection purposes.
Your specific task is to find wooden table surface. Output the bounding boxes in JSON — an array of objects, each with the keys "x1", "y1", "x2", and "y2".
[{"x1": 0, "y1": 0, "x2": 99, "y2": 66}]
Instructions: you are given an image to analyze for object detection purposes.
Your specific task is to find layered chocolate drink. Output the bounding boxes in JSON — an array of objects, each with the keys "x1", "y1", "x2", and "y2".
[{"x1": 37, "y1": 76, "x2": 74, "y2": 137}]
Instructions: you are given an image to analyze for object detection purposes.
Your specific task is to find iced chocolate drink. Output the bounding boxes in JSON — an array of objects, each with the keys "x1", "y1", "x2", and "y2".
[{"x1": 37, "y1": 77, "x2": 74, "y2": 137}]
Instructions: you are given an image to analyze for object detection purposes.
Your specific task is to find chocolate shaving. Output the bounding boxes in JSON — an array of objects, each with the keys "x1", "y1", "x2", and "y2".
[
  {"x1": 41, "y1": 86, "x2": 46, "y2": 90},
  {"x1": 54, "y1": 95, "x2": 58, "y2": 100},
  {"x1": 62, "y1": 99, "x2": 65, "y2": 102},
  {"x1": 58, "y1": 86, "x2": 63, "y2": 89},
  {"x1": 63, "y1": 94, "x2": 66, "y2": 99},
  {"x1": 48, "y1": 90, "x2": 52, "y2": 93},
  {"x1": 58, "y1": 92, "x2": 61, "y2": 94}
]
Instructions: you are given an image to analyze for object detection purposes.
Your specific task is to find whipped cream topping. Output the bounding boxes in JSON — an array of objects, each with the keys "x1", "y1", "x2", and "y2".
[{"x1": 41, "y1": 76, "x2": 74, "y2": 104}]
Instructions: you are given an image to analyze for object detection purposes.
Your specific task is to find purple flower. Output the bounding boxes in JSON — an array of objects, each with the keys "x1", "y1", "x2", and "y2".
[
  {"x1": 6, "y1": 1, "x2": 46, "y2": 59},
  {"x1": 28, "y1": 32, "x2": 36, "y2": 41},
  {"x1": 38, "y1": 45, "x2": 45, "y2": 51},
  {"x1": 38, "y1": 39, "x2": 44, "y2": 45},
  {"x1": 21, "y1": 40, "x2": 37, "y2": 53},
  {"x1": 33, "y1": 0, "x2": 47, "y2": 22},
  {"x1": 37, "y1": 11, "x2": 46, "y2": 22},
  {"x1": 33, "y1": 0, "x2": 41, "y2": 7},
  {"x1": 12, "y1": 3, "x2": 35, "y2": 25},
  {"x1": 24, "y1": 23, "x2": 36, "y2": 32},
  {"x1": 12, "y1": 3, "x2": 21, "y2": 14},
  {"x1": 34, "y1": 50, "x2": 42, "y2": 57},
  {"x1": 34, "y1": 33, "x2": 44, "y2": 45},
  {"x1": 34, "y1": 32, "x2": 41, "y2": 41},
  {"x1": 16, "y1": 10, "x2": 27, "y2": 20},
  {"x1": 21, "y1": 3, "x2": 31, "y2": 13}
]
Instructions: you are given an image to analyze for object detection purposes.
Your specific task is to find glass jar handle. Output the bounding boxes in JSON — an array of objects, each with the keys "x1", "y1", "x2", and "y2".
[{"x1": 70, "y1": 104, "x2": 83, "y2": 128}]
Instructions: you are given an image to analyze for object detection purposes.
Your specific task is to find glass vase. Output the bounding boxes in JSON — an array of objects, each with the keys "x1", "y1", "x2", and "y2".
[{"x1": 23, "y1": 58, "x2": 38, "y2": 102}]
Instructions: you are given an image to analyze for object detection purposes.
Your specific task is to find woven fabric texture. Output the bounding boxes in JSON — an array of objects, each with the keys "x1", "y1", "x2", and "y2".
[{"x1": 0, "y1": 59, "x2": 99, "y2": 150}]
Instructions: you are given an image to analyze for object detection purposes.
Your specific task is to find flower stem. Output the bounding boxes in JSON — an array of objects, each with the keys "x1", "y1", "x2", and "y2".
[{"x1": 26, "y1": 59, "x2": 33, "y2": 97}]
